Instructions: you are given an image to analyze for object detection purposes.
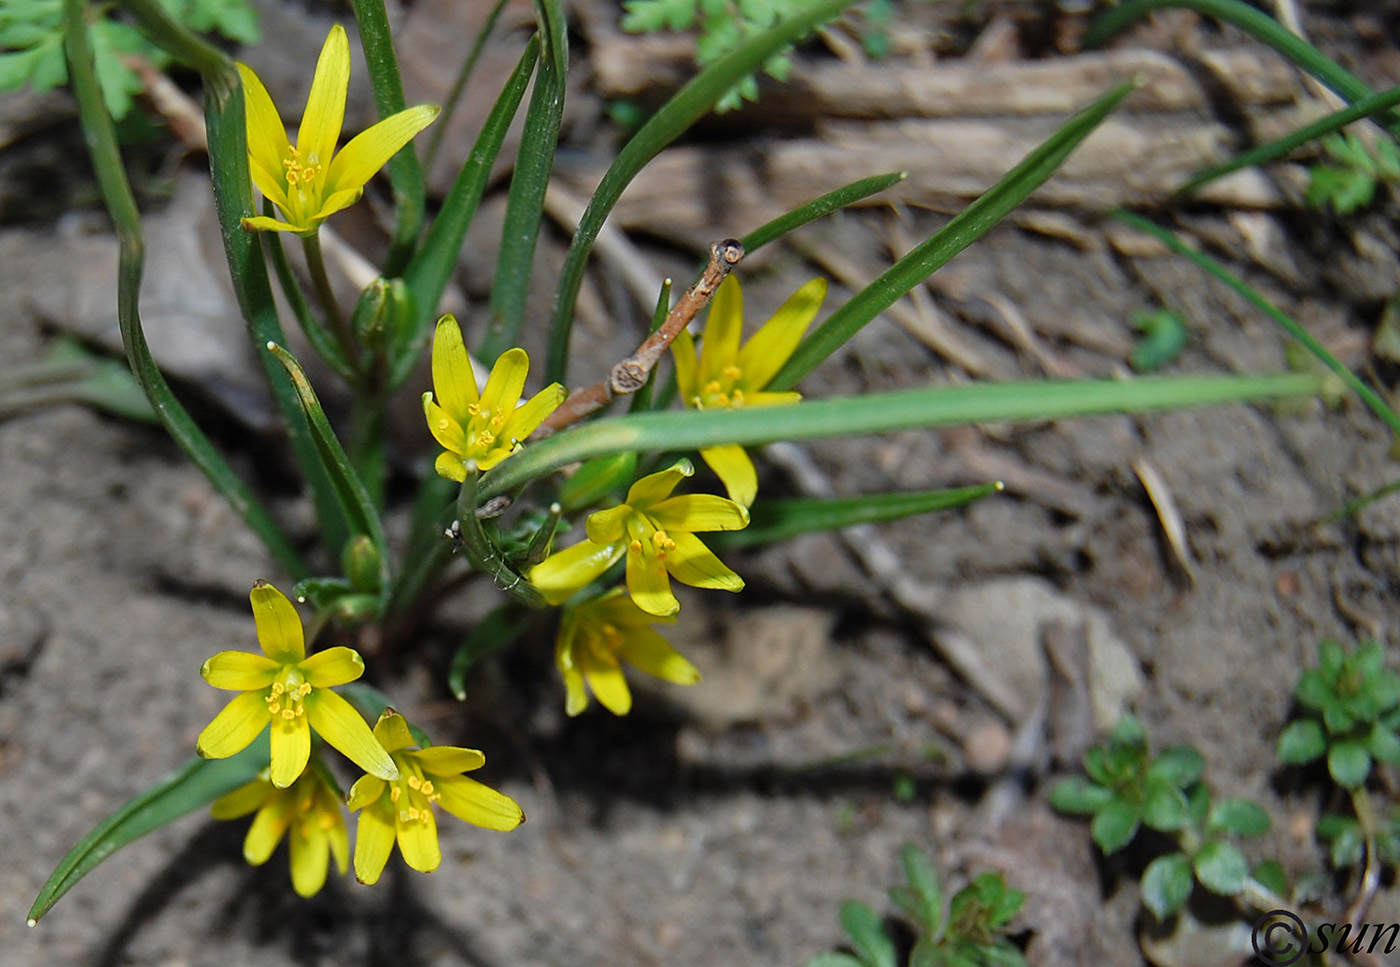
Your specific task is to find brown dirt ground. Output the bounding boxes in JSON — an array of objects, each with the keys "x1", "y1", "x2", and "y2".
[{"x1": 4, "y1": 2, "x2": 1400, "y2": 966}]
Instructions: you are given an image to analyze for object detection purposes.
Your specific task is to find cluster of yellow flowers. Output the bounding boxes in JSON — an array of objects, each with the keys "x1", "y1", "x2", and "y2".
[
  {"x1": 217, "y1": 23, "x2": 828, "y2": 893},
  {"x1": 198, "y1": 583, "x2": 523, "y2": 896}
]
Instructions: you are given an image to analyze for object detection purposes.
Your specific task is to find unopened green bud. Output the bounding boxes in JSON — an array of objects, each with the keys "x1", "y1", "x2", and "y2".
[
  {"x1": 559, "y1": 452, "x2": 638, "y2": 511},
  {"x1": 342, "y1": 534, "x2": 382, "y2": 593},
  {"x1": 351, "y1": 278, "x2": 412, "y2": 355}
]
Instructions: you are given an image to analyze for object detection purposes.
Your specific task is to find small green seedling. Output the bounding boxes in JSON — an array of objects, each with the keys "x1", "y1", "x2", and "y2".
[
  {"x1": 1051, "y1": 715, "x2": 1273, "y2": 919},
  {"x1": 808, "y1": 844, "x2": 1027, "y2": 967},
  {"x1": 1128, "y1": 306, "x2": 1189, "y2": 373},
  {"x1": 1305, "y1": 132, "x2": 1400, "y2": 214}
]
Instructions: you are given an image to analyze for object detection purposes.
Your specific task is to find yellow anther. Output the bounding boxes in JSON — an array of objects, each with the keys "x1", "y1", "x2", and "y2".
[
  {"x1": 437, "y1": 418, "x2": 450, "y2": 431},
  {"x1": 467, "y1": 403, "x2": 481, "y2": 415},
  {"x1": 723, "y1": 365, "x2": 742, "y2": 380},
  {"x1": 714, "y1": 393, "x2": 730, "y2": 406},
  {"x1": 421, "y1": 780, "x2": 434, "y2": 796},
  {"x1": 476, "y1": 431, "x2": 495, "y2": 447},
  {"x1": 629, "y1": 539, "x2": 643, "y2": 554},
  {"x1": 490, "y1": 414, "x2": 505, "y2": 429},
  {"x1": 281, "y1": 708, "x2": 296, "y2": 720},
  {"x1": 390, "y1": 786, "x2": 401, "y2": 803},
  {"x1": 271, "y1": 683, "x2": 285, "y2": 697},
  {"x1": 731, "y1": 389, "x2": 745, "y2": 405},
  {"x1": 408, "y1": 776, "x2": 422, "y2": 790},
  {"x1": 705, "y1": 380, "x2": 722, "y2": 395},
  {"x1": 267, "y1": 700, "x2": 281, "y2": 714}
]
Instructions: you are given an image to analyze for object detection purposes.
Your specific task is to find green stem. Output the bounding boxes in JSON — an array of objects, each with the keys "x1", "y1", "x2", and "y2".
[
  {"x1": 454, "y1": 466, "x2": 547, "y2": 608},
  {"x1": 348, "y1": 0, "x2": 428, "y2": 274},
  {"x1": 64, "y1": 0, "x2": 307, "y2": 578},
  {"x1": 300, "y1": 233, "x2": 352, "y2": 361},
  {"x1": 262, "y1": 204, "x2": 355, "y2": 381},
  {"x1": 482, "y1": 371, "x2": 1322, "y2": 500},
  {"x1": 1086, "y1": 0, "x2": 1400, "y2": 137}
]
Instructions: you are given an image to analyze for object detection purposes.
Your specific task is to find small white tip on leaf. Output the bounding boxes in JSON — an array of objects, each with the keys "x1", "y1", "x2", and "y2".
[
  {"x1": 265, "y1": 340, "x2": 276, "y2": 351},
  {"x1": 26, "y1": 918, "x2": 37, "y2": 928}
]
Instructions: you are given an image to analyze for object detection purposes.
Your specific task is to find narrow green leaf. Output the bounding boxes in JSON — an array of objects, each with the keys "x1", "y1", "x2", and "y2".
[
  {"x1": 65, "y1": 0, "x2": 307, "y2": 578},
  {"x1": 266, "y1": 343, "x2": 391, "y2": 599},
  {"x1": 839, "y1": 900, "x2": 897, "y2": 967},
  {"x1": 1180, "y1": 85, "x2": 1400, "y2": 196},
  {"x1": 1276, "y1": 718, "x2": 1326, "y2": 764},
  {"x1": 1193, "y1": 839, "x2": 1249, "y2": 896},
  {"x1": 546, "y1": 0, "x2": 859, "y2": 384},
  {"x1": 769, "y1": 81, "x2": 1134, "y2": 391},
  {"x1": 1086, "y1": 0, "x2": 1400, "y2": 137},
  {"x1": 895, "y1": 843, "x2": 943, "y2": 934},
  {"x1": 1140, "y1": 852, "x2": 1193, "y2": 919},
  {"x1": 449, "y1": 603, "x2": 529, "y2": 700},
  {"x1": 1113, "y1": 210, "x2": 1400, "y2": 441},
  {"x1": 28, "y1": 740, "x2": 268, "y2": 923},
  {"x1": 713, "y1": 483, "x2": 1001, "y2": 549},
  {"x1": 348, "y1": 0, "x2": 428, "y2": 274},
  {"x1": 480, "y1": 371, "x2": 1322, "y2": 501},
  {"x1": 477, "y1": 0, "x2": 567, "y2": 364},
  {"x1": 740, "y1": 171, "x2": 907, "y2": 253},
  {"x1": 1206, "y1": 798, "x2": 1272, "y2": 837},
  {"x1": 386, "y1": 472, "x2": 457, "y2": 619},
  {"x1": 398, "y1": 35, "x2": 538, "y2": 384}
]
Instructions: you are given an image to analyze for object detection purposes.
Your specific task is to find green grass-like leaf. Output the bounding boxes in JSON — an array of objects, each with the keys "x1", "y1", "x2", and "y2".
[{"x1": 29, "y1": 740, "x2": 268, "y2": 923}]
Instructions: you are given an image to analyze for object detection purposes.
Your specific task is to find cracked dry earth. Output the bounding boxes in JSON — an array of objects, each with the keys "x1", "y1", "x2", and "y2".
[{"x1": 5, "y1": 3, "x2": 1400, "y2": 967}]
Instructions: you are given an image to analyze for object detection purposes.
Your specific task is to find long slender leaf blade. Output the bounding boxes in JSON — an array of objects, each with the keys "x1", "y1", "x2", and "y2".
[
  {"x1": 714, "y1": 483, "x2": 1002, "y2": 549},
  {"x1": 398, "y1": 35, "x2": 538, "y2": 384},
  {"x1": 28, "y1": 740, "x2": 268, "y2": 923},
  {"x1": 741, "y1": 171, "x2": 906, "y2": 253},
  {"x1": 770, "y1": 80, "x2": 1134, "y2": 392},
  {"x1": 485, "y1": 371, "x2": 1321, "y2": 499},
  {"x1": 267, "y1": 343, "x2": 391, "y2": 594},
  {"x1": 477, "y1": 0, "x2": 567, "y2": 363},
  {"x1": 546, "y1": 0, "x2": 858, "y2": 384}
]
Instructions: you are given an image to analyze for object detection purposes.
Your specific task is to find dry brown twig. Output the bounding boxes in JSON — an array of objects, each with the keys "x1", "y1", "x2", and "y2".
[{"x1": 534, "y1": 238, "x2": 745, "y2": 438}]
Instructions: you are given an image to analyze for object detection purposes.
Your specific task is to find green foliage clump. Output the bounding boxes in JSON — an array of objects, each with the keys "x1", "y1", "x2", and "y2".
[
  {"x1": 1305, "y1": 131, "x2": 1400, "y2": 214},
  {"x1": 808, "y1": 844, "x2": 1027, "y2": 967},
  {"x1": 0, "y1": 0, "x2": 257, "y2": 120},
  {"x1": 1051, "y1": 715, "x2": 1274, "y2": 920}
]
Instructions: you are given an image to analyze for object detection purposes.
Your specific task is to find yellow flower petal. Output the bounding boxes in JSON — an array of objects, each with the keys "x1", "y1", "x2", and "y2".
[
  {"x1": 201, "y1": 650, "x2": 280, "y2": 691},
  {"x1": 585, "y1": 505, "x2": 631, "y2": 544},
  {"x1": 323, "y1": 104, "x2": 440, "y2": 199},
  {"x1": 250, "y1": 582, "x2": 305, "y2": 663},
  {"x1": 298, "y1": 23, "x2": 350, "y2": 182},
  {"x1": 671, "y1": 329, "x2": 699, "y2": 404},
  {"x1": 503, "y1": 382, "x2": 567, "y2": 442},
  {"x1": 434, "y1": 450, "x2": 467, "y2": 482},
  {"x1": 625, "y1": 459, "x2": 693, "y2": 508},
  {"x1": 346, "y1": 774, "x2": 386, "y2": 810},
  {"x1": 395, "y1": 809, "x2": 441, "y2": 873},
  {"x1": 211, "y1": 776, "x2": 272, "y2": 820},
  {"x1": 741, "y1": 390, "x2": 803, "y2": 408},
  {"x1": 594, "y1": 588, "x2": 676, "y2": 627},
  {"x1": 736, "y1": 277, "x2": 826, "y2": 390},
  {"x1": 561, "y1": 661, "x2": 588, "y2": 716},
  {"x1": 298, "y1": 646, "x2": 366, "y2": 688},
  {"x1": 269, "y1": 715, "x2": 311, "y2": 788},
  {"x1": 290, "y1": 822, "x2": 331, "y2": 897},
  {"x1": 415, "y1": 746, "x2": 486, "y2": 776},
  {"x1": 307, "y1": 689, "x2": 398, "y2": 780},
  {"x1": 422, "y1": 394, "x2": 467, "y2": 454},
  {"x1": 479, "y1": 347, "x2": 529, "y2": 417},
  {"x1": 664, "y1": 532, "x2": 744, "y2": 592},
  {"x1": 241, "y1": 214, "x2": 302, "y2": 233},
  {"x1": 244, "y1": 797, "x2": 291, "y2": 865},
  {"x1": 697, "y1": 444, "x2": 757, "y2": 507},
  {"x1": 619, "y1": 626, "x2": 701, "y2": 685},
  {"x1": 197, "y1": 691, "x2": 270, "y2": 760},
  {"x1": 352, "y1": 802, "x2": 396, "y2": 885},
  {"x1": 235, "y1": 63, "x2": 290, "y2": 207},
  {"x1": 648, "y1": 493, "x2": 750, "y2": 533},
  {"x1": 698, "y1": 275, "x2": 744, "y2": 384},
  {"x1": 430, "y1": 315, "x2": 479, "y2": 422},
  {"x1": 529, "y1": 540, "x2": 625, "y2": 604},
  {"x1": 435, "y1": 775, "x2": 525, "y2": 831},
  {"x1": 327, "y1": 811, "x2": 349, "y2": 876},
  {"x1": 372, "y1": 710, "x2": 415, "y2": 753},
  {"x1": 626, "y1": 545, "x2": 678, "y2": 616},
  {"x1": 583, "y1": 655, "x2": 632, "y2": 716}
]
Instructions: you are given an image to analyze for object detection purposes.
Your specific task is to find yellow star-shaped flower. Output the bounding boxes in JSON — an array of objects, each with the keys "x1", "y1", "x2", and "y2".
[
  {"x1": 555, "y1": 588, "x2": 699, "y2": 716},
  {"x1": 210, "y1": 762, "x2": 349, "y2": 897},
  {"x1": 671, "y1": 275, "x2": 827, "y2": 506},
  {"x1": 347, "y1": 711, "x2": 524, "y2": 885},
  {"x1": 528, "y1": 459, "x2": 749, "y2": 617},
  {"x1": 238, "y1": 24, "x2": 439, "y2": 234},
  {"x1": 197, "y1": 581, "x2": 398, "y2": 788},
  {"x1": 422, "y1": 314, "x2": 566, "y2": 478}
]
